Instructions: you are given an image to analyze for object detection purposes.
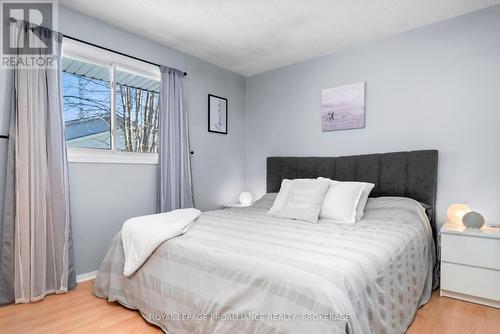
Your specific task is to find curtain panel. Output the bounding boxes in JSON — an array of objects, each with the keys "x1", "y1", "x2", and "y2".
[
  {"x1": 158, "y1": 67, "x2": 194, "y2": 212},
  {"x1": 0, "y1": 22, "x2": 76, "y2": 305}
]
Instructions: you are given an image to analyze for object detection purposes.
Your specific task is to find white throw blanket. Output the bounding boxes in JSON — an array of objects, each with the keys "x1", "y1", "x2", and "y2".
[{"x1": 121, "y1": 208, "x2": 201, "y2": 276}]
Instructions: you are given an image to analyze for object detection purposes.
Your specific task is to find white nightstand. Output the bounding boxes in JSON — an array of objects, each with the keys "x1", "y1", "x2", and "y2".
[
  {"x1": 223, "y1": 203, "x2": 253, "y2": 209},
  {"x1": 440, "y1": 222, "x2": 500, "y2": 308}
]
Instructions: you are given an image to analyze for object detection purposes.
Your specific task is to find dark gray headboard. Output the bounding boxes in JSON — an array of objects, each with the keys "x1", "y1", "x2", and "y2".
[{"x1": 267, "y1": 150, "x2": 438, "y2": 237}]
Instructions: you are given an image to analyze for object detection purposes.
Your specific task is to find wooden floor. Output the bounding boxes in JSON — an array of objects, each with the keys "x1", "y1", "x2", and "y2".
[{"x1": 0, "y1": 280, "x2": 498, "y2": 333}]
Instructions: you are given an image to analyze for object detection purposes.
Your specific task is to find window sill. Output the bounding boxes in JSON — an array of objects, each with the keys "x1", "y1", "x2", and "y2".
[{"x1": 67, "y1": 148, "x2": 158, "y2": 165}]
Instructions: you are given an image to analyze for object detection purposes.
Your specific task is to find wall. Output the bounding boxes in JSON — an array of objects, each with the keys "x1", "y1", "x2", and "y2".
[
  {"x1": 0, "y1": 6, "x2": 247, "y2": 274},
  {"x1": 246, "y1": 6, "x2": 500, "y2": 225}
]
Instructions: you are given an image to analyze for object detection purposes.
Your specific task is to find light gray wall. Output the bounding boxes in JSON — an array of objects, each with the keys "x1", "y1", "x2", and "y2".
[
  {"x1": 246, "y1": 6, "x2": 500, "y2": 225},
  {"x1": 0, "y1": 6, "x2": 247, "y2": 275},
  {"x1": 68, "y1": 163, "x2": 158, "y2": 274}
]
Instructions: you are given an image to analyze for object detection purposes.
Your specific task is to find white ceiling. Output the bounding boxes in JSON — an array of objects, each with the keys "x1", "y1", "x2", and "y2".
[{"x1": 59, "y1": 0, "x2": 500, "y2": 76}]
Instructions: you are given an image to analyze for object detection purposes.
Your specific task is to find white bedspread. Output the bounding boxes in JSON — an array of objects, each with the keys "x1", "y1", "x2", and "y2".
[
  {"x1": 96, "y1": 196, "x2": 435, "y2": 333},
  {"x1": 121, "y1": 208, "x2": 201, "y2": 276}
]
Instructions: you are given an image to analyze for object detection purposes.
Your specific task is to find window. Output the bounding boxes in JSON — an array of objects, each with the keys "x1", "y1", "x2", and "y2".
[{"x1": 62, "y1": 38, "x2": 160, "y2": 164}]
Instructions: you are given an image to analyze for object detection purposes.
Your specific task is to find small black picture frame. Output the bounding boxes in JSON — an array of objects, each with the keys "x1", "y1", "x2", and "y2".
[{"x1": 208, "y1": 94, "x2": 228, "y2": 134}]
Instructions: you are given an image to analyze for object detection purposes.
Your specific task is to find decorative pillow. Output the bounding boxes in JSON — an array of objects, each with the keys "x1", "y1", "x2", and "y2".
[
  {"x1": 268, "y1": 179, "x2": 315, "y2": 214},
  {"x1": 317, "y1": 177, "x2": 373, "y2": 224},
  {"x1": 269, "y1": 180, "x2": 330, "y2": 223}
]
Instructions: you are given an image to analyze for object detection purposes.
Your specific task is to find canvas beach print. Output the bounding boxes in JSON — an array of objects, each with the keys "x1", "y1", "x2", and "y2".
[
  {"x1": 321, "y1": 82, "x2": 365, "y2": 131},
  {"x1": 208, "y1": 94, "x2": 228, "y2": 134}
]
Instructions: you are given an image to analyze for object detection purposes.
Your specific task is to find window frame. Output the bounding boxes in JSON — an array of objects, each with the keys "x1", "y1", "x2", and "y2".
[{"x1": 62, "y1": 38, "x2": 161, "y2": 164}]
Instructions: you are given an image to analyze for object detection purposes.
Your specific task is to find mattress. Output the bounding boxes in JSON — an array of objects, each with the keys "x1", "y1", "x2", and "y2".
[{"x1": 94, "y1": 195, "x2": 435, "y2": 334}]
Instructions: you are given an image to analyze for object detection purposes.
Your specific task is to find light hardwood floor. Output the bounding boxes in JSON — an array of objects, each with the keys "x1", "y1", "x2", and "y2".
[{"x1": 0, "y1": 280, "x2": 498, "y2": 333}]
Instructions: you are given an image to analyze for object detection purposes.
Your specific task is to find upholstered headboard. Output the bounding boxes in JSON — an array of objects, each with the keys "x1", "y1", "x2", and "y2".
[{"x1": 267, "y1": 150, "x2": 438, "y2": 237}]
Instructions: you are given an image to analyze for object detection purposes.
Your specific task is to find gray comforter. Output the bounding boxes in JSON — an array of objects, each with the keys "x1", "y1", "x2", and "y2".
[{"x1": 94, "y1": 196, "x2": 435, "y2": 334}]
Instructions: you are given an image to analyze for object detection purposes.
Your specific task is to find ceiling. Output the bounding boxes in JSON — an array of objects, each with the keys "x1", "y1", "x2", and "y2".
[{"x1": 59, "y1": 0, "x2": 500, "y2": 76}]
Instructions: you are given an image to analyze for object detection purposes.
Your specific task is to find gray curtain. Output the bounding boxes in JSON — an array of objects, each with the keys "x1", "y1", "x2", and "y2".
[
  {"x1": 158, "y1": 66, "x2": 194, "y2": 212},
  {"x1": 0, "y1": 22, "x2": 76, "y2": 305}
]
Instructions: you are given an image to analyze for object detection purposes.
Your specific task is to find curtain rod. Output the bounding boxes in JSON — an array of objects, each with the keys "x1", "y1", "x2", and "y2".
[
  {"x1": 63, "y1": 35, "x2": 187, "y2": 76},
  {"x1": 8, "y1": 17, "x2": 187, "y2": 76}
]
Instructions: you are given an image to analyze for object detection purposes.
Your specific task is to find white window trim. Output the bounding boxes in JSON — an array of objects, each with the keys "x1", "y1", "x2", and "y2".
[{"x1": 62, "y1": 37, "x2": 161, "y2": 165}]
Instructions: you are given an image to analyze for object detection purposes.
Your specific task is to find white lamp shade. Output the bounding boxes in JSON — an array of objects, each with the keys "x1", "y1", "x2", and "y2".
[
  {"x1": 447, "y1": 204, "x2": 471, "y2": 224},
  {"x1": 238, "y1": 192, "x2": 253, "y2": 206}
]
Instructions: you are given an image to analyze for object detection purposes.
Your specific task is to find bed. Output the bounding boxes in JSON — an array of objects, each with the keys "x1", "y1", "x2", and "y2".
[{"x1": 94, "y1": 150, "x2": 438, "y2": 334}]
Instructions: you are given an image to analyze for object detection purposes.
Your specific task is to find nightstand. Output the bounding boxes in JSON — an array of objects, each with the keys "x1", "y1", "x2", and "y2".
[
  {"x1": 223, "y1": 203, "x2": 253, "y2": 209},
  {"x1": 440, "y1": 222, "x2": 500, "y2": 308}
]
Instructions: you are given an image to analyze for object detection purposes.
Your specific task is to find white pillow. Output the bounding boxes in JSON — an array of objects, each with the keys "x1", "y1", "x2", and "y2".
[
  {"x1": 268, "y1": 179, "x2": 314, "y2": 214},
  {"x1": 269, "y1": 180, "x2": 330, "y2": 223},
  {"x1": 317, "y1": 177, "x2": 374, "y2": 224}
]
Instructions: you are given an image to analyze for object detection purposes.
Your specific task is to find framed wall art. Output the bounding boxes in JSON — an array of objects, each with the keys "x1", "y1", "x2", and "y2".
[
  {"x1": 208, "y1": 94, "x2": 228, "y2": 134},
  {"x1": 321, "y1": 82, "x2": 365, "y2": 131}
]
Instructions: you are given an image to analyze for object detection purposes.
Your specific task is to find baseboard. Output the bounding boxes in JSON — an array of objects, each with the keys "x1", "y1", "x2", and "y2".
[
  {"x1": 441, "y1": 289, "x2": 500, "y2": 309},
  {"x1": 76, "y1": 270, "x2": 98, "y2": 283}
]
